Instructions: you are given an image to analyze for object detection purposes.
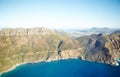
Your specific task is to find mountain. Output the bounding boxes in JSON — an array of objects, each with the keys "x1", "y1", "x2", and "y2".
[
  {"x1": 0, "y1": 27, "x2": 81, "y2": 73},
  {"x1": 77, "y1": 32, "x2": 120, "y2": 65}
]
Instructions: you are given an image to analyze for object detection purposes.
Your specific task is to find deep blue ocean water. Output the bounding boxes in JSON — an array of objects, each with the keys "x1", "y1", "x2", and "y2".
[{"x1": 1, "y1": 59, "x2": 120, "y2": 77}]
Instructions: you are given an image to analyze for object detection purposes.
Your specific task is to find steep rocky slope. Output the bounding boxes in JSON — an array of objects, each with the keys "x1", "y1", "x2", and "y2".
[
  {"x1": 77, "y1": 32, "x2": 120, "y2": 65},
  {"x1": 0, "y1": 27, "x2": 81, "y2": 73},
  {"x1": 105, "y1": 32, "x2": 120, "y2": 64}
]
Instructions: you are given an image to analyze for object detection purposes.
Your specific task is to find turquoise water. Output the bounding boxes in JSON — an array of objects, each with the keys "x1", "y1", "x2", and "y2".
[{"x1": 1, "y1": 59, "x2": 120, "y2": 77}]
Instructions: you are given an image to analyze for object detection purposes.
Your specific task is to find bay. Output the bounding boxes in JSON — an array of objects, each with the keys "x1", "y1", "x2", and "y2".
[{"x1": 1, "y1": 59, "x2": 120, "y2": 77}]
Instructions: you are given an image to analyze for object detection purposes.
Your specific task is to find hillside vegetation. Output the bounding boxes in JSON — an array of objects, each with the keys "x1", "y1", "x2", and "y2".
[{"x1": 0, "y1": 27, "x2": 81, "y2": 73}]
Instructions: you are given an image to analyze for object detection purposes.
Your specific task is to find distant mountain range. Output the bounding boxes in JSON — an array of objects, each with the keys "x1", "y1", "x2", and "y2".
[
  {"x1": 66, "y1": 27, "x2": 120, "y2": 37},
  {"x1": 88, "y1": 27, "x2": 118, "y2": 33}
]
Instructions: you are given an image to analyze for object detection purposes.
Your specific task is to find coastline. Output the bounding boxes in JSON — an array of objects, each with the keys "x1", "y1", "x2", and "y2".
[
  {"x1": 0, "y1": 57, "x2": 78, "y2": 76},
  {"x1": 0, "y1": 62, "x2": 27, "y2": 76},
  {"x1": 0, "y1": 57, "x2": 119, "y2": 76}
]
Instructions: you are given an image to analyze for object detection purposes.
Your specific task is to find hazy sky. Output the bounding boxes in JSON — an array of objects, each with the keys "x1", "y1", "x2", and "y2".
[{"x1": 0, "y1": 0, "x2": 120, "y2": 29}]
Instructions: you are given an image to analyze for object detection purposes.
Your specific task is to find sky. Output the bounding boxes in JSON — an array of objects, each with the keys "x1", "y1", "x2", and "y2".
[{"x1": 0, "y1": 0, "x2": 120, "y2": 29}]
